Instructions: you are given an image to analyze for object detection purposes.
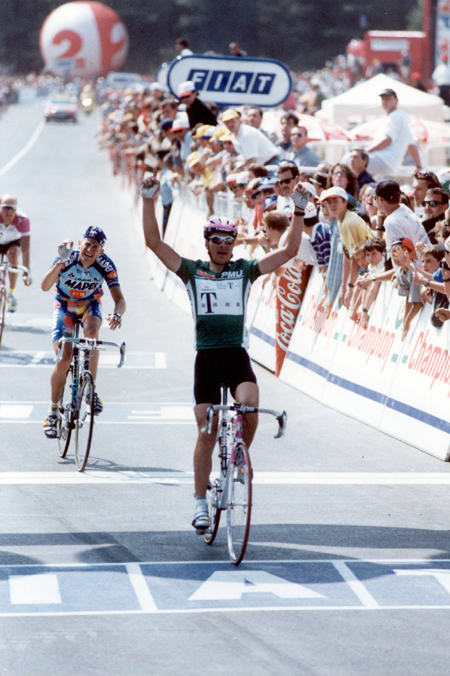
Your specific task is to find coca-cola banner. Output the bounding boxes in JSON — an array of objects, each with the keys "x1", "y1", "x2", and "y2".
[{"x1": 275, "y1": 263, "x2": 312, "y2": 377}]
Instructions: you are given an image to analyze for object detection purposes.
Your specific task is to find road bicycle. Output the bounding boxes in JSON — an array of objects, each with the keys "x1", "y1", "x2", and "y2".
[
  {"x1": 56, "y1": 322, "x2": 125, "y2": 471},
  {"x1": 202, "y1": 385, "x2": 287, "y2": 565},
  {"x1": 0, "y1": 253, "x2": 30, "y2": 348}
]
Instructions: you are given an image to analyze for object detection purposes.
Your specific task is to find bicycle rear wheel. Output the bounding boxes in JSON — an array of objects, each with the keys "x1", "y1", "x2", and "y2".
[
  {"x1": 203, "y1": 482, "x2": 221, "y2": 545},
  {"x1": 57, "y1": 369, "x2": 73, "y2": 458},
  {"x1": 74, "y1": 371, "x2": 94, "y2": 471},
  {"x1": 0, "y1": 286, "x2": 7, "y2": 348},
  {"x1": 226, "y1": 442, "x2": 252, "y2": 565}
]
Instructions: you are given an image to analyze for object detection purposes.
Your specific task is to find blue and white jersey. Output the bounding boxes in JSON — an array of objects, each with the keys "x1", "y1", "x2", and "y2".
[{"x1": 52, "y1": 250, "x2": 120, "y2": 302}]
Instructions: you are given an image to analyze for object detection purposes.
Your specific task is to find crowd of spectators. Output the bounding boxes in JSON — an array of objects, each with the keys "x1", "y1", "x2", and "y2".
[{"x1": 93, "y1": 42, "x2": 450, "y2": 343}]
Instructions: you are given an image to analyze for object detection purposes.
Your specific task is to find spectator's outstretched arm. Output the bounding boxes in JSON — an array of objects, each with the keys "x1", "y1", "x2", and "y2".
[{"x1": 141, "y1": 178, "x2": 181, "y2": 273}]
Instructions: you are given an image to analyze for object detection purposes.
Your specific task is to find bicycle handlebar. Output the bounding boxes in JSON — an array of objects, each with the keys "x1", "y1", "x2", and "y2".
[
  {"x1": 57, "y1": 337, "x2": 126, "y2": 368},
  {"x1": 203, "y1": 404, "x2": 287, "y2": 439},
  {"x1": 0, "y1": 263, "x2": 30, "y2": 280}
]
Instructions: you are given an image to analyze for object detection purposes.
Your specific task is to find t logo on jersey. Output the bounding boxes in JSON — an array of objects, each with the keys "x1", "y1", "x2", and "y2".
[{"x1": 200, "y1": 290, "x2": 217, "y2": 314}]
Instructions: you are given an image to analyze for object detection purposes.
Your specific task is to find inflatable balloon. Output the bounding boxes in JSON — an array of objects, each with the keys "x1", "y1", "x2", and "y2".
[{"x1": 40, "y1": 1, "x2": 129, "y2": 78}]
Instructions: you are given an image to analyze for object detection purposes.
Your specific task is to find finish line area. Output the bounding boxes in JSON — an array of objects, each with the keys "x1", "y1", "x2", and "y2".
[{"x1": 0, "y1": 560, "x2": 449, "y2": 616}]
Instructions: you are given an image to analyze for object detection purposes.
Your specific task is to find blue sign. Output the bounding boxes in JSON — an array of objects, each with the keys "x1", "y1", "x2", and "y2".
[{"x1": 167, "y1": 55, "x2": 292, "y2": 107}]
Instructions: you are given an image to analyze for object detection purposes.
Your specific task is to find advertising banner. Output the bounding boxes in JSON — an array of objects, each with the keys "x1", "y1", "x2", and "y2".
[{"x1": 167, "y1": 55, "x2": 292, "y2": 107}]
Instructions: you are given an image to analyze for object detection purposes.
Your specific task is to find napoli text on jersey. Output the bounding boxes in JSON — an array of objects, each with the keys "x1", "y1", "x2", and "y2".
[
  {"x1": 176, "y1": 257, "x2": 262, "y2": 350},
  {"x1": 53, "y1": 250, "x2": 120, "y2": 301}
]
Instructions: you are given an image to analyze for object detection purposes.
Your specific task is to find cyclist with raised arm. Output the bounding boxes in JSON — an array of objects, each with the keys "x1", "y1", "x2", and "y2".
[
  {"x1": 141, "y1": 176, "x2": 308, "y2": 531},
  {"x1": 0, "y1": 195, "x2": 32, "y2": 311},
  {"x1": 41, "y1": 226, "x2": 126, "y2": 439}
]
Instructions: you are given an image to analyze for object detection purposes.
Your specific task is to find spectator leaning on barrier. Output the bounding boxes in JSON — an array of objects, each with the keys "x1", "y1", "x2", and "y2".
[
  {"x1": 435, "y1": 237, "x2": 450, "y2": 324},
  {"x1": 365, "y1": 88, "x2": 422, "y2": 177},
  {"x1": 286, "y1": 126, "x2": 321, "y2": 168},
  {"x1": 177, "y1": 80, "x2": 218, "y2": 129},
  {"x1": 319, "y1": 186, "x2": 374, "y2": 308},
  {"x1": 222, "y1": 109, "x2": 280, "y2": 167}
]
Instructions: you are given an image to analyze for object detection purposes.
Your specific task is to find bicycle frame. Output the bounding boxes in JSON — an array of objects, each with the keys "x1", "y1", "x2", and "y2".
[
  {"x1": 56, "y1": 322, "x2": 126, "y2": 470},
  {"x1": 0, "y1": 252, "x2": 30, "y2": 348},
  {"x1": 202, "y1": 385, "x2": 287, "y2": 564}
]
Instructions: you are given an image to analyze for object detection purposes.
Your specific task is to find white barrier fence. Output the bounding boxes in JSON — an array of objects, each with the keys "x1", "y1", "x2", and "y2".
[{"x1": 133, "y1": 192, "x2": 450, "y2": 462}]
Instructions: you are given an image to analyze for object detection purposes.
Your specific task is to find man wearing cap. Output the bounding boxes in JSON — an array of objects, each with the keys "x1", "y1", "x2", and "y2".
[
  {"x1": 170, "y1": 117, "x2": 192, "y2": 162},
  {"x1": 41, "y1": 227, "x2": 126, "y2": 439},
  {"x1": 0, "y1": 194, "x2": 32, "y2": 311},
  {"x1": 286, "y1": 126, "x2": 321, "y2": 168},
  {"x1": 222, "y1": 109, "x2": 280, "y2": 167},
  {"x1": 319, "y1": 186, "x2": 373, "y2": 307},
  {"x1": 177, "y1": 80, "x2": 217, "y2": 129},
  {"x1": 365, "y1": 89, "x2": 422, "y2": 176}
]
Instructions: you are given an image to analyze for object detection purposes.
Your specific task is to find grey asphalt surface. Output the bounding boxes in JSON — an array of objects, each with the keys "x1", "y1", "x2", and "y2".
[{"x1": 0, "y1": 95, "x2": 449, "y2": 675}]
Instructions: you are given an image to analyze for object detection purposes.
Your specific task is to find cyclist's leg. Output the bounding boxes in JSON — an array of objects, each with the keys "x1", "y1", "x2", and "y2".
[
  {"x1": 233, "y1": 381, "x2": 259, "y2": 449},
  {"x1": 82, "y1": 314, "x2": 102, "y2": 379},
  {"x1": 45, "y1": 301, "x2": 74, "y2": 437},
  {"x1": 193, "y1": 403, "x2": 218, "y2": 498},
  {"x1": 230, "y1": 348, "x2": 259, "y2": 449},
  {"x1": 82, "y1": 304, "x2": 102, "y2": 414},
  {"x1": 192, "y1": 350, "x2": 221, "y2": 529},
  {"x1": 6, "y1": 242, "x2": 20, "y2": 291}
]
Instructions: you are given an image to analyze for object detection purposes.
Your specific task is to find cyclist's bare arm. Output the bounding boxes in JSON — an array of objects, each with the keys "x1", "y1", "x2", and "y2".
[
  {"x1": 258, "y1": 183, "x2": 308, "y2": 276},
  {"x1": 41, "y1": 239, "x2": 73, "y2": 292},
  {"x1": 141, "y1": 177, "x2": 181, "y2": 274},
  {"x1": 106, "y1": 285, "x2": 126, "y2": 330}
]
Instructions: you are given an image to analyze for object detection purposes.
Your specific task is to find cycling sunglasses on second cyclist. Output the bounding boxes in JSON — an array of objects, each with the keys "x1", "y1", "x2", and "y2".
[{"x1": 208, "y1": 235, "x2": 236, "y2": 244}]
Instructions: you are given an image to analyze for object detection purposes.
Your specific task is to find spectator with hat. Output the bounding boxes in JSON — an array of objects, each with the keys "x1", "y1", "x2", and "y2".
[
  {"x1": 222, "y1": 109, "x2": 280, "y2": 167},
  {"x1": 366, "y1": 88, "x2": 421, "y2": 176},
  {"x1": 319, "y1": 185, "x2": 373, "y2": 307},
  {"x1": 177, "y1": 80, "x2": 218, "y2": 129}
]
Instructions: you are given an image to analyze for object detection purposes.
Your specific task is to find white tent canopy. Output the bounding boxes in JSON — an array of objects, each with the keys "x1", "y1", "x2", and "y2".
[{"x1": 321, "y1": 74, "x2": 444, "y2": 126}]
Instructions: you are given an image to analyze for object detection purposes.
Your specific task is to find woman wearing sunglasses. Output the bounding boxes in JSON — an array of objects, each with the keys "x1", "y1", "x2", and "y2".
[{"x1": 421, "y1": 188, "x2": 449, "y2": 245}]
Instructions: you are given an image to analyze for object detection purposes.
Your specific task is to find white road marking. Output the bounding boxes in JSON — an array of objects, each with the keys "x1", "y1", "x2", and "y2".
[
  {"x1": 0, "y1": 405, "x2": 33, "y2": 419},
  {"x1": 189, "y1": 570, "x2": 324, "y2": 601},
  {"x1": 0, "y1": 351, "x2": 166, "y2": 368},
  {"x1": 332, "y1": 562, "x2": 379, "y2": 609},
  {"x1": 9, "y1": 573, "x2": 61, "y2": 605},
  {"x1": 0, "y1": 470, "x2": 447, "y2": 485},
  {"x1": 0, "y1": 120, "x2": 45, "y2": 177},
  {"x1": 126, "y1": 563, "x2": 158, "y2": 611}
]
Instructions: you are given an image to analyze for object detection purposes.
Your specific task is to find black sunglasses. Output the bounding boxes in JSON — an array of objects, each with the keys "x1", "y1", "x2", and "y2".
[{"x1": 422, "y1": 200, "x2": 444, "y2": 207}]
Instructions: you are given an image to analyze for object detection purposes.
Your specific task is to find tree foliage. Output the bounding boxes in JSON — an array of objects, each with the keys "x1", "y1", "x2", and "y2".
[{"x1": 0, "y1": 0, "x2": 422, "y2": 74}]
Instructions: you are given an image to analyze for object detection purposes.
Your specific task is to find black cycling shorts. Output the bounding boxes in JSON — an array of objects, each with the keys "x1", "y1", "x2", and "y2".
[
  {"x1": 0, "y1": 238, "x2": 21, "y2": 255},
  {"x1": 194, "y1": 347, "x2": 257, "y2": 405}
]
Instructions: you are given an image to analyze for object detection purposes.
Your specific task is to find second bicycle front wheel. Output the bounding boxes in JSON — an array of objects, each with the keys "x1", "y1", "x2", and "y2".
[
  {"x1": 226, "y1": 443, "x2": 252, "y2": 565},
  {"x1": 74, "y1": 371, "x2": 94, "y2": 471},
  {"x1": 0, "y1": 286, "x2": 7, "y2": 348}
]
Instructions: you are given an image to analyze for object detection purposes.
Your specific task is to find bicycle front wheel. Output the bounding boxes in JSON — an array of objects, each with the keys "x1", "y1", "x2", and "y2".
[
  {"x1": 226, "y1": 442, "x2": 252, "y2": 565},
  {"x1": 203, "y1": 482, "x2": 221, "y2": 545},
  {"x1": 0, "y1": 286, "x2": 7, "y2": 348},
  {"x1": 57, "y1": 369, "x2": 73, "y2": 459},
  {"x1": 74, "y1": 371, "x2": 94, "y2": 471}
]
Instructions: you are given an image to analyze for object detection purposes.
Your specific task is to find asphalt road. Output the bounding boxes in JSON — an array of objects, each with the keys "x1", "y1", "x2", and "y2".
[{"x1": 0, "y1": 96, "x2": 450, "y2": 675}]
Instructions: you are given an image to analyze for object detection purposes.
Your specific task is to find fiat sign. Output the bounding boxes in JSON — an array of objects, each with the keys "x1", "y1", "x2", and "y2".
[{"x1": 167, "y1": 55, "x2": 291, "y2": 107}]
